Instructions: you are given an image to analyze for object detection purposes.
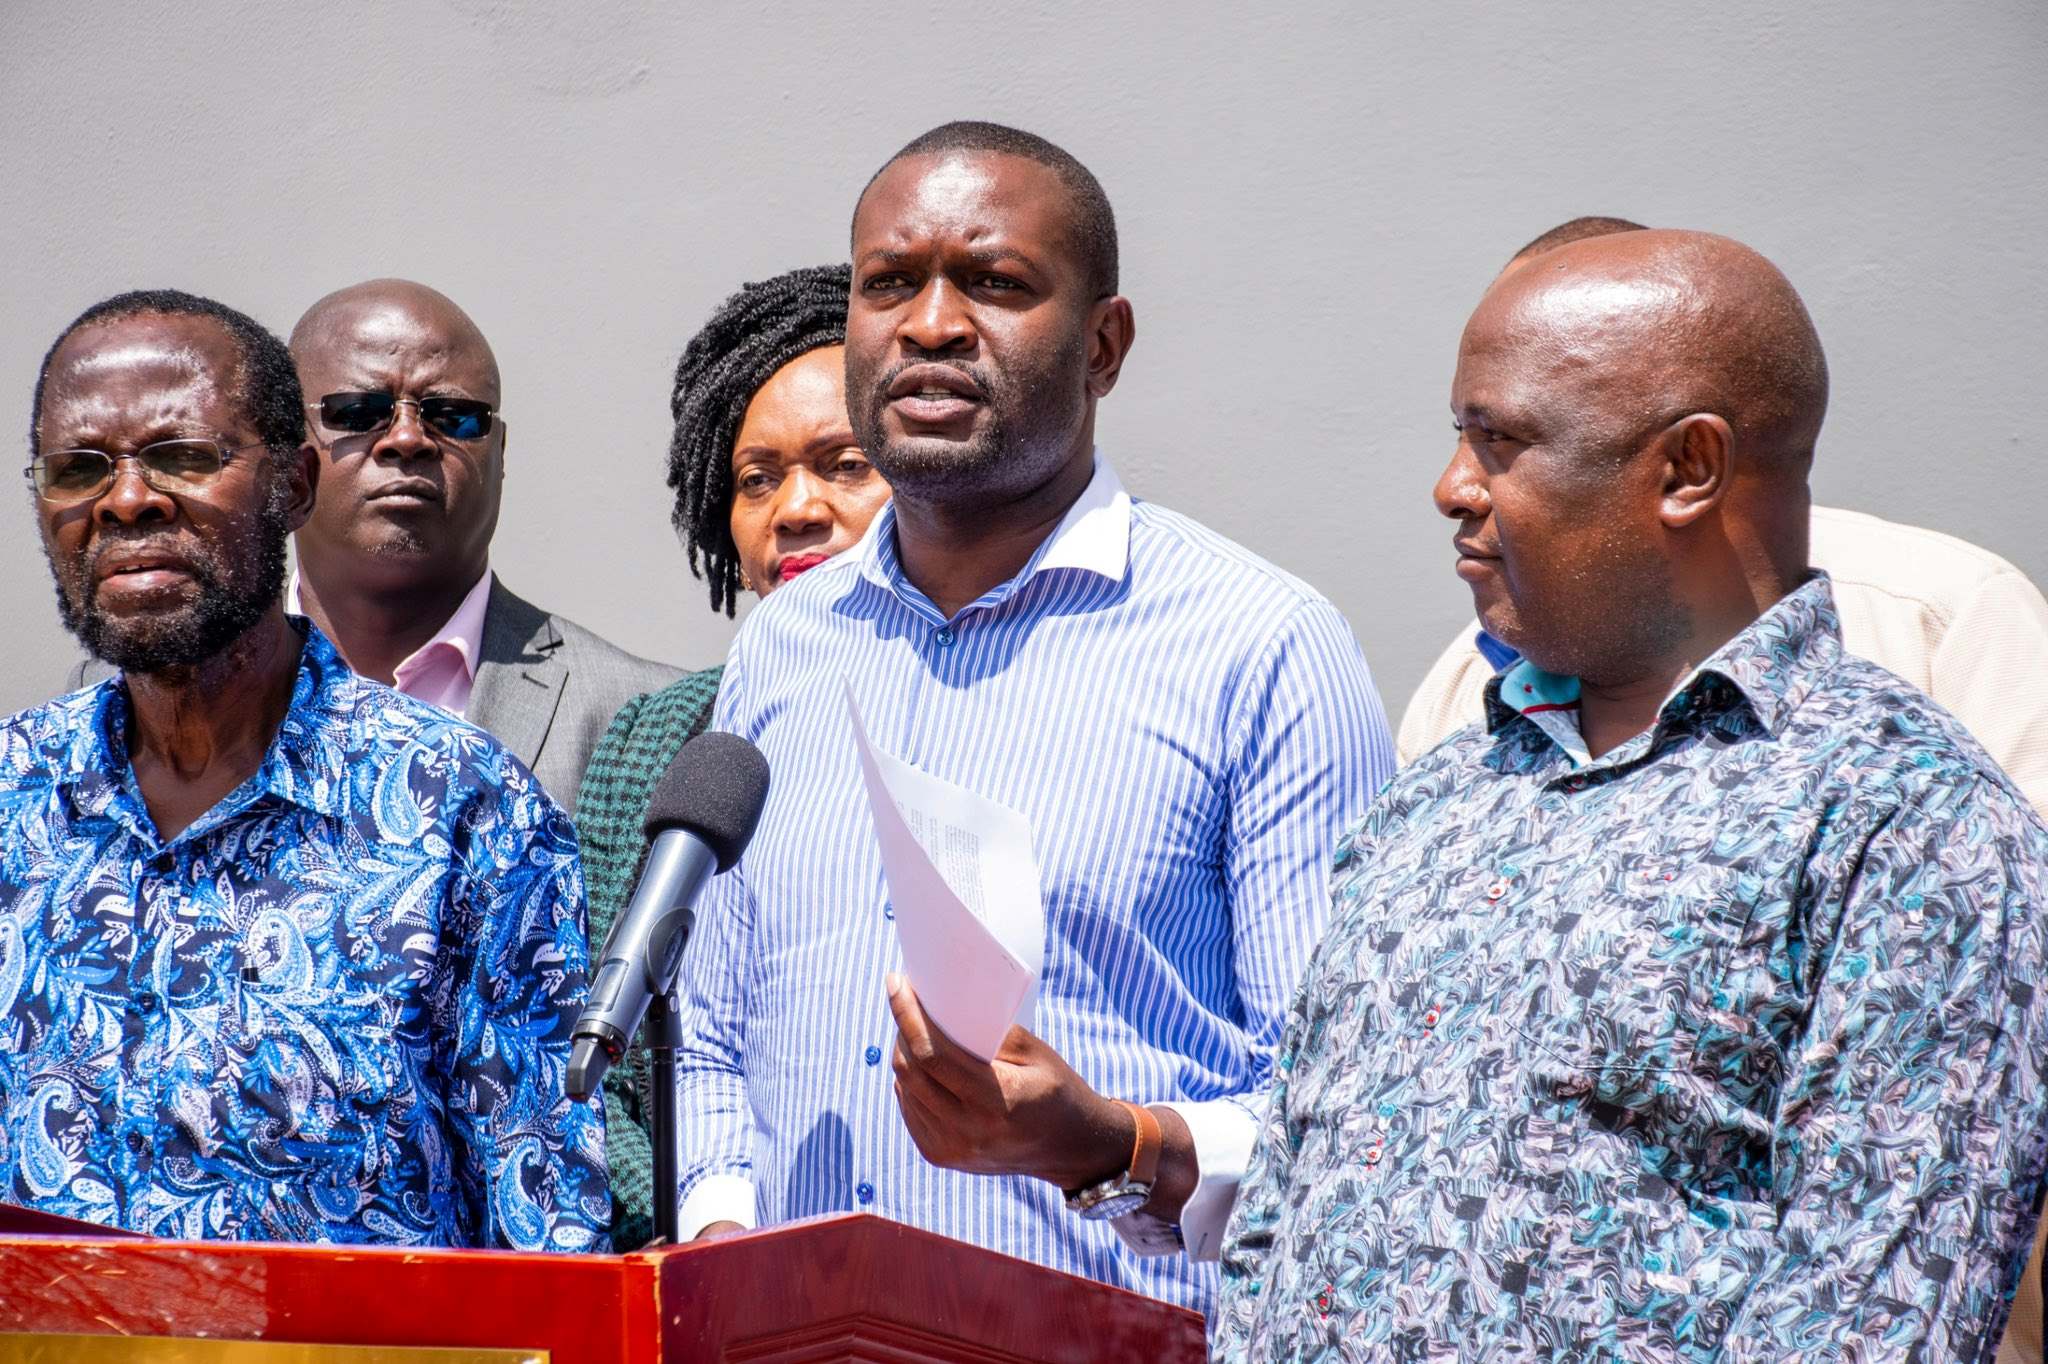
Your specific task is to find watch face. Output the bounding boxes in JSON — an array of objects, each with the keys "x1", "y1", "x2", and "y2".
[{"x1": 1078, "y1": 1189, "x2": 1149, "y2": 1221}]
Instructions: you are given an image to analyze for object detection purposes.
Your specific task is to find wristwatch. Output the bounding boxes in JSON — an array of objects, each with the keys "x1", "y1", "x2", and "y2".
[{"x1": 1064, "y1": 1100, "x2": 1161, "y2": 1221}]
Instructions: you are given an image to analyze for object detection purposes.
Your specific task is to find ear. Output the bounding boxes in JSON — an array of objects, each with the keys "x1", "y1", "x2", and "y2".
[
  {"x1": 284, "y1": 443, "x2": 319, "y2": 533},
  {"x1": 1656, "y1": 413, "x2": 1731, "y2": 530},
  {"x1": 1084, "y1": 297, "x2": 1136, "y2": 400}
]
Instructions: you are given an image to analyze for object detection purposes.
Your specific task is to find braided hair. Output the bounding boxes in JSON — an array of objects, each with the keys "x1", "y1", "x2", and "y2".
[{"x1": 666, "y1": 264, "x2": 852, "y2": 616}]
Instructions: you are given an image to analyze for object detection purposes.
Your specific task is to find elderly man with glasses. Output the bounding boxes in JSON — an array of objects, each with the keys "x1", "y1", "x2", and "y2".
[
  {"x1": 3, "y1": 289, "x2": 610, "y2": 1249},
  {"x1": 284, "y1": 278, "x2": 677, "y2": 812}
]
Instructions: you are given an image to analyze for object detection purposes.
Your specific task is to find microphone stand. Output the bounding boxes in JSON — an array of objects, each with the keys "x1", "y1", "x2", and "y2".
[{"x1": 644, "y1": 987, "x2": 685, "y2": 1246}]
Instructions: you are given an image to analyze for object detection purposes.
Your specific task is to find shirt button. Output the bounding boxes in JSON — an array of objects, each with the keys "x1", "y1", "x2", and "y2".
[
  {"x1": 856, "y1": 1181, "x2": 875, "y2": 1205},
  {"x1": 134, "y1": 991, "x2": 161, "y2": 1015},
  {"x1": 149, "y1": 852, "x2": 175, "y2": 874},
  {"x1": 864, "y1": 1045, "x2": 883, "y2": 1067},
  {"x1": 126, "y1": 1130, "x2": 146, "y2": 1153},
  {"x1": 882, "y1": 902, "x2": 895, "y2": 921},
  {"x1": 934, "y1": 628, "x2": 956, "y2": 648},
  {"x1": 1484, "y1": 880, "x2": 1507, "y2": 901}
]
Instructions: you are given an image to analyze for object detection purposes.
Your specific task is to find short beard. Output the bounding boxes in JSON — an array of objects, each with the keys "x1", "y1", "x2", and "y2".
[
  {"x1": 851, "y1": 337, "x2": 1088, "y2": 510},
  {"x1": 50, "y1": 471, "x2": 293, "y2": 677},
  {"x1": 1504, "y1": 541, "x2": 1692, "y2": 686},
  {"x1": 362, "y1": 519, "x2": 430, "y2": 558}
]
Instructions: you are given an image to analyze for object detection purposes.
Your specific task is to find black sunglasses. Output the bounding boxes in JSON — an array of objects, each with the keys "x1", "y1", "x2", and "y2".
[{"x1": 315, "y1": 392, "x2": 497, "y2": 441}]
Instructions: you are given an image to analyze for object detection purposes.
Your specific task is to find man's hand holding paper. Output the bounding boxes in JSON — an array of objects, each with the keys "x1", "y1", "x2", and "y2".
[
  {"x1": 851, "y1": 685, "x2": 1201, "y2": 1228},
  {"x1": 885, "y1": 972, "x2": 1199, "y2": 1223}
]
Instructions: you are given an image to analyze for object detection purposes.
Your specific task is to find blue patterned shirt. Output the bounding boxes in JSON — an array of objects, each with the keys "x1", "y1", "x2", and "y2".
[
  {"x1": 0, "y1": 623, "x2": 609, "y2": 1251},
  {"x1": 676, "y1": 458, "x2": 1395, "y2": 1314},
  {"x1": 1215, "y1": 575, "x2": 2048, "y2": 1361}
]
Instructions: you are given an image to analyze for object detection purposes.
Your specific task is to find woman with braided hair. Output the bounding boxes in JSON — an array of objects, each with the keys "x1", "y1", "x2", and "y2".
[{"x1": 575, "y1": 263, "x2": 889, "y2": 1246}]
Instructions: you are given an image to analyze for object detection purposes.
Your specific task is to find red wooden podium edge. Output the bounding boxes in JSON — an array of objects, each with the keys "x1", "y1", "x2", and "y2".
[
  {"x1": 638, "y1": 1213, "x2": 1207, "y2": 1364},
  {"x1": 1, "y1": 1212, "x2": 1205, "y2": 1363}
]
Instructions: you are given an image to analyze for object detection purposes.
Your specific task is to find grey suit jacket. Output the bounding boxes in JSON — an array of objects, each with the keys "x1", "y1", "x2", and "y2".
[
  {"x1": 63, "y1": 576, "x2": 679, "y2": 817},
  {"x1": 468, "y1": 578, "x2": 680, "y2": 815}
]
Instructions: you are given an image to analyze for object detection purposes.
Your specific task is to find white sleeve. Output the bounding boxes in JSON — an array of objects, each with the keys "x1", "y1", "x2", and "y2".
[
  {"x1": 1110, "y1": 1096, "x2": 1259, "y2": 1261},
  {"x1": 676, "y1": 1172, "x2": 758, "y2": 1241}
]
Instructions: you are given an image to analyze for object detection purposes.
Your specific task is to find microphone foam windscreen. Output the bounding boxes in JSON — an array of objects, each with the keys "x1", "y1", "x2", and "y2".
[{"x1": 644, "y1": 731, "x2": 770, "y2": 872}]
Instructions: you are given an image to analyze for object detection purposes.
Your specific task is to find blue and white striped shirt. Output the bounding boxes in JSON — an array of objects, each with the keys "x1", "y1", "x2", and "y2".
[{"x1": 674, "y1": 457, "x2": 1394, "y2": 1313}]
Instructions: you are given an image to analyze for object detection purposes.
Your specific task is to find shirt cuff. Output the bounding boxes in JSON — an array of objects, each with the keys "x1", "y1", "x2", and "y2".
[
  {"x1": 677, "y1": 1173, "x2": 757, "y2": 1241},
  {"x1": 1111, "y1": 1097, "x2": 1257, "y2": 1261}
]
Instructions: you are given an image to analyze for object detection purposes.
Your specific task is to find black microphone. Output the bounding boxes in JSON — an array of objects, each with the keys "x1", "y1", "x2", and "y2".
[{"x1": 565, "y1": 731, "x2": 768, "y2": 1101}]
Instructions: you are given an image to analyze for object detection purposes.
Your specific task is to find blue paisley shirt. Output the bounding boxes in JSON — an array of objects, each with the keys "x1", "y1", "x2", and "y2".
[
  {"x1": 0, "y1": 623, "x2": 609, "y2": 1251},
  {"x1": 1215, "y1": 576, "x2": 2048, "y2": 1361}
]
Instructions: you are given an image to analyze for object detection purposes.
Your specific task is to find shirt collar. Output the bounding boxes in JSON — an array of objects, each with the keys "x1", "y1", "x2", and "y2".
[
  {"x1": 1483, "y1": 573, "x2": 1843, "y2": 767},
  {"x1": 1474, "y1": 628, "x2": 1521, "y2": 671},
  {"x1": 855, "y1": 454, "x2": 1131, "y2": 618},
  {"x1": 60, "y1": 622, "x2": 358, "y2": 839},
  {"x1": 1487, "y1": 657, "x2": 1590, "y2": 766},
  {"x1": 1694, "y1": 571, "x2": 1841, "y2": 735},
  {"x1": 262, "y1": 623, "x2": 364, "y2": 821},
  {"x1": 289, "y1": 565, "x2": 492, "y2": 686},
  {"x1": 390, "y1": 566, "x2": 492, "y2": 693}
]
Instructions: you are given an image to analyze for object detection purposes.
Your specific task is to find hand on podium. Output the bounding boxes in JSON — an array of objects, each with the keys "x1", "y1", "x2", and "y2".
[
  {"x1": 693, "y1": 1220, "x2": 746, "y2": 1241},
  {"x1": 884, "y1": 973, "x2": 1197, "y2": 1225}
]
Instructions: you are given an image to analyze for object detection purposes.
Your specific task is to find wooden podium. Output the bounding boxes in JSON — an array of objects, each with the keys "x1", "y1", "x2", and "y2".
[{"x1": 0, "y1": 1212, "x2": 1206, "y2": 1362}]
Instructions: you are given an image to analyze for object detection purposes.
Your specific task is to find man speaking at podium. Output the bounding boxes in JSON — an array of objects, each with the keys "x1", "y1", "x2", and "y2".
[
  {"x1": 0, "y1": 290, "x2": 610, "y2": 1250},
  {"x1": 672, "y1": 123, "x2": 1393, "y2": 1315}
]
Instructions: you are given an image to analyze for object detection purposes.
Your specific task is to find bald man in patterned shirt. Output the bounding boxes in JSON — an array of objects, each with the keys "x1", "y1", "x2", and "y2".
[{"x1": 1214, "y1": 231, "x2": 2048, "y2": 1360}]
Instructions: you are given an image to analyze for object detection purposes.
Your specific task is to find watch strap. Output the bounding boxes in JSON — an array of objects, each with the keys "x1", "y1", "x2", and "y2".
[{"x1": 1120, "y1": 1100, "x2": 1162, "y2": 1188}]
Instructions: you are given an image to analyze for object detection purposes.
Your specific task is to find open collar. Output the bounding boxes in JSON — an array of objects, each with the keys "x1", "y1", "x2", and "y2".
[
  {"x1": 289, "y1": 564, "x2": 492, "y2": 691},
  {"x1": 1483, "y1": 573, "x2": 1843, "y2": 771},
  {"x1": 855, "y1": 453, "x2": 1131, "y2": 622},
  {"x1": 59, "y1": 622, "x2": 356, "y2": 845}
]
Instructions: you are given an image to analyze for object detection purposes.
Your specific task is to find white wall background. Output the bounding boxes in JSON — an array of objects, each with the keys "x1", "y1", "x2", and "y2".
[{"x1": 2, "y1": 0, "x2": 2043, "y2": 720}]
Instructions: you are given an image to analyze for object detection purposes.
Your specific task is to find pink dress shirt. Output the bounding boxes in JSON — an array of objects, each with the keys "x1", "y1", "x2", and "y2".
[{"x1": 288, "y1": 569, "x2": 493, "y2": 718}]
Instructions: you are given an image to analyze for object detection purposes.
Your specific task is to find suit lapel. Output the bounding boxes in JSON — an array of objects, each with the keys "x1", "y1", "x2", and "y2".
[{"x1": 467, "y1": 577, "x2": 568, "y2": 772}]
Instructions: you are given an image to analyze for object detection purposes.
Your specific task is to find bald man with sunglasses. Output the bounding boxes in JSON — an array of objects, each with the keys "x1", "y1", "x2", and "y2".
[{"x1": 287, "y1": 279, "x2": 676, "y2": 813}]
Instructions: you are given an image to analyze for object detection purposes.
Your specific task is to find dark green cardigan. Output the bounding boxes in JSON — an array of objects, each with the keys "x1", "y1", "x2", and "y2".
[{"x1": 573, "y1": 665, "x2": 723, "y2": 1248}]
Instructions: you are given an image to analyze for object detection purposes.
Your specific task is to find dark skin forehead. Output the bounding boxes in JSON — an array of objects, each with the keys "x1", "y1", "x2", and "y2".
[
  {"x1": 853, "y1": 151, "x2": 1091, "y2": 294},
  {"x1": 39, "y1": 312, "x2": 249, "y2": 449},
  {"x1": 1458, "y1": 229, "x2": 1825, "y2": 461},
  {"x1": 1457, "y1": 263, "x2": 1689, "y2": 454},
  {"x1": 290, "y1": 279, "x2": 500, "y2": 404}
]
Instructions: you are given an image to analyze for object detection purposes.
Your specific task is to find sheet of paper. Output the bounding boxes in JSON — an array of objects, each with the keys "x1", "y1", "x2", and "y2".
[{"x1": 846, "y1": 682, "x2": 1043, "y2": 1061}]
